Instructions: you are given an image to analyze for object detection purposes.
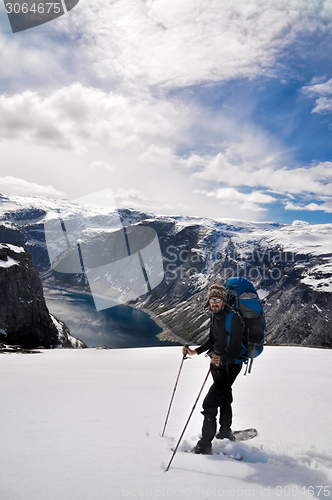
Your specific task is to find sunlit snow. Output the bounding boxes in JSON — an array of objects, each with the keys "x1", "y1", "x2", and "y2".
[
  {"x1": 0, "y1": 346, "x2": 331, "y2": 500},
  {"x1": 0, "y1": 256, "x2": 19, "y2": 268}
]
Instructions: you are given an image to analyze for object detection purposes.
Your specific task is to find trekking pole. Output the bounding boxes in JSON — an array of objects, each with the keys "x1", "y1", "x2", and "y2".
[
  {"x1": 162, "y1": 345, "x2": 190, "y2": 437},
  {"x1": 165, "y1": 367, "x2": 211, "y2": 472}
]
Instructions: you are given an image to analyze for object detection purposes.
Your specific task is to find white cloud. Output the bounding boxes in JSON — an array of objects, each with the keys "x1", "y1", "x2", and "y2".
[
  {"x1": 137, "y1": 144, "x2": 175, "y2": 169},
  {"x1": 1, "y1": 1, "x2": 331, "y2": 221},
  {"x1": 1, "y1": 82, "x2": 331, "y2": 217},
  {"x1": 194, "y1": 187, "x2": 275, "y2": 212},
  {"x1": 0, "y1": 31, "x2": 72, "y2": 93},
  {"x1": 59, "y1": 0, "x2": 332, "y2": 91},
  {"x1": 0, "y1": 176, "x2": 66, "y2": 198},
  {"x1": 285, "y1": 201, "x2": 332, "y2": 213},
  {"x1": 311, "y1": 97, "x2": 332, "y2": 114},
  {"x1": 90, "y1": 161, "x2": 114, "y2": 173},
  {"x1": 114, "y1": 188, "x2": 173, "y2": 212},
  {"x1": 115, "y1": 188, "x2": 150, "y2": 203},
  {"x1": 0, "y1": 83, "x2": 188, "y2": 152},
  {"x1": 189, "y1": 143, "x2": 332, "y2": 196},
  {"x1": 302, "y1": 78, "x2": 332, "y2": 97},
  {"x1": 301, "y1": 78, "x2": 332, "y2": 113},
  {"x1": 0, "y1": 0, "x2": 330, "y2": 96},
  {"x1": 176, "y1": 203, "x2": 192, "y2": 211}
]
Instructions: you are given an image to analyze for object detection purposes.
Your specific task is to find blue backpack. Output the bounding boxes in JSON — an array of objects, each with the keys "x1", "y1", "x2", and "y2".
[{"x1": 225, "y1": 277, "x2": 266, "y2": 374}]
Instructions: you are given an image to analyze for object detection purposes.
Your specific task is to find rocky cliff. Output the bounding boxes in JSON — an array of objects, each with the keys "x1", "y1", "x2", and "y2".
[
  {"x1": 0, "y1": 242, "x2": 86, "y2": 349},
  {"x1": 138, "y1": 234, "x2": 332, "y2": 348}
]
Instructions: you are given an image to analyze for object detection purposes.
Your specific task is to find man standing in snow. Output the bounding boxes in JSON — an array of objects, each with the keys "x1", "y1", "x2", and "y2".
[{"x1": 183, "y1": 283, "x2": 244, "y2": 454}]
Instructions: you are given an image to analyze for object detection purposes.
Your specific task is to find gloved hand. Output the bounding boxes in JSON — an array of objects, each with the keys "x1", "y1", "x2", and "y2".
[
  {"x1": 182, "y1": 345, "x2": 197, "y2": 356},
  {"x1": 211, "y1": 354, "x2": 221, "y2": 367}
]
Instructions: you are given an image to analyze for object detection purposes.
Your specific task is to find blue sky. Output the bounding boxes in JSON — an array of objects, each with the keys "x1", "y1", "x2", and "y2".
[{"x1": 0, "y1": 0, "x2": 332, "y2": 224}]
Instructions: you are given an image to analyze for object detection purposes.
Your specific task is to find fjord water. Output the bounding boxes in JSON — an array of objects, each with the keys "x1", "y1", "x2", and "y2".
[{"x1": 43, "y1": 287, "x2": 177, "y2": 348}]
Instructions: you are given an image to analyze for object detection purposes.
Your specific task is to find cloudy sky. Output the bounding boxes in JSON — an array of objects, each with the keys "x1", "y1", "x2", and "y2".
[{"x1": 1, "y1": 0, "x2": 332, "y2": 223}]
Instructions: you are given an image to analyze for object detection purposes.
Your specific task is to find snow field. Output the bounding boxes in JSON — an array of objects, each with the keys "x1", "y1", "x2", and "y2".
[{"x1": 0, "y1": 346, "x2": 331, "y2": 500}]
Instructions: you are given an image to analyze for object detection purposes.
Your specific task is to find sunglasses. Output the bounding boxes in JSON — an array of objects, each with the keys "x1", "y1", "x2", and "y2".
[{"x1": 209, "y1": 298, "x2": 223, "y2": 303}]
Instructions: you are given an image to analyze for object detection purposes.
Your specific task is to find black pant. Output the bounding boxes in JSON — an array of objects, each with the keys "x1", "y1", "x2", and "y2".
[{"x1": 200, "y1": 363, "x2": 242, "y2": 445}]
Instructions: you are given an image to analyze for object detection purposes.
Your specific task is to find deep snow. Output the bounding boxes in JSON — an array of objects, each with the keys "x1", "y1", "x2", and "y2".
[{"x1": 0, "y1": 346, "x2": 331, "y2": 499}]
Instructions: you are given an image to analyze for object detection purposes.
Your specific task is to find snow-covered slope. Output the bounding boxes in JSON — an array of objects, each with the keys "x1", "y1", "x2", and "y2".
[{"x1": 0, "y1": 346, "x2": 331, "y2": 500}]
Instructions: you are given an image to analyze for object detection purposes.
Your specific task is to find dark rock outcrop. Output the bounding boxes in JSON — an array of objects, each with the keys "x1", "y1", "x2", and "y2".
[{"x1": 0, "y1": 243, "x2": 86, "y2": 349}]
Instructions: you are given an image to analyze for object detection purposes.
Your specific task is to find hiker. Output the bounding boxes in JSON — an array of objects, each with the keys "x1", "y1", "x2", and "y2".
[{"x1": 183, "y1": 283, "x2": 244, "y2": 454}]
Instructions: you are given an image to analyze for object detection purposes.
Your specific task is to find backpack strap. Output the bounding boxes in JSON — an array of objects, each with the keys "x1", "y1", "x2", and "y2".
[
  {"x1": 224, "y1": 311, "x2": 233, "y2": 335},
  {"x1": 225, "y1": 311, "x2": 235, "y2": 350},
  {"x1": 213, "y1": 310, "x2": 246, "y2": 355}
]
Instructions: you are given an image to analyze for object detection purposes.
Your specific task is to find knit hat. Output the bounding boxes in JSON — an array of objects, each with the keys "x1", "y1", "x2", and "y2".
[{"x1": 207, "y1": 284, "x2": 227, "y2": 302}]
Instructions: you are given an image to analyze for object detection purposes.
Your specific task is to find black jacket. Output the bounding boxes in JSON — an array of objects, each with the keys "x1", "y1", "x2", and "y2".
[{"x1": 196, "y1": 308, "x2": 244, "y2": 365}]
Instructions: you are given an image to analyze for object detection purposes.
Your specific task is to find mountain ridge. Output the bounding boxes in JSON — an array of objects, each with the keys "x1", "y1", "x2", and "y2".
[{"x1": 0, "y1": 193, "x2": 331, "y2": 348}]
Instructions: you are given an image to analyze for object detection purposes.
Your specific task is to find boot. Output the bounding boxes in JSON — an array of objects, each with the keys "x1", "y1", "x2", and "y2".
[
  {"x1": 215, "y1": 427, "x2": 235, "y2": 441},
  {"x1": 192, "y1": 415, "x2": 216, "y2": 454},
  {"x1": 217, "y1": 406, "x2": 234, "y2": 440},
  {"x1": 192, "y1": 440, "x2": 212, "y2": 454}
]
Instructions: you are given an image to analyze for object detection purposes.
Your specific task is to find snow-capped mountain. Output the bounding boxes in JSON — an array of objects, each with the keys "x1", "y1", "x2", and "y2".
[{"x1": 0, "y1": 193, "x2": 331, "y2": 348}]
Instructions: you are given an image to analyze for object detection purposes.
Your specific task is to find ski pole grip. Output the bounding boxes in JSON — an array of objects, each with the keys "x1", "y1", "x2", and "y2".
[{"x1": 183, "y1": 344, "x2": 190, "y2": 359}]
